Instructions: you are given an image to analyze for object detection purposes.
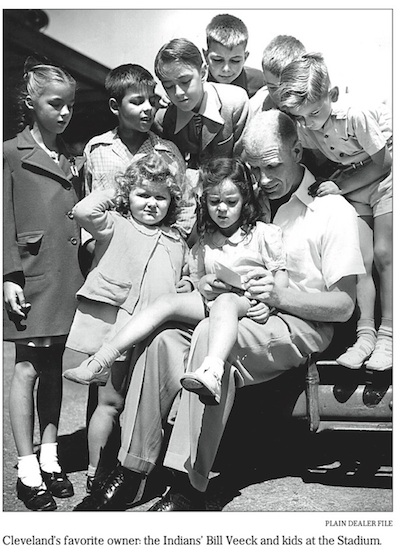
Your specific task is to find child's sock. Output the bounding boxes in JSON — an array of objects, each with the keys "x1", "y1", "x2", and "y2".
[
  {"x1": 375, "y1": 319, "x2": 393, "y2": 351},
  {"x1": 356, "y1": 318, "x2": 377, "y2": 348},
  {"x1": 93, "y1": 343, "x2": 122, "y2": 371},
  {"x1": 39, "y1": 442, "x2": 61, "y2": 474},
  {"x1": 365, "y1": 318, "x2": 392, "y2": 371},
  {"x1": 18, "y1": 454, "x2": 43, "y2": 487},
  {"x1": 87, "y1": 464, "x2": 97, "y2": 479}
]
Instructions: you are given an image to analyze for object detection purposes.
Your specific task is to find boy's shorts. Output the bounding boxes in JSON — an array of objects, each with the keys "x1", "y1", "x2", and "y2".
[{"x1": 346, "y1": 170, "x2": 392, "y2": 218}]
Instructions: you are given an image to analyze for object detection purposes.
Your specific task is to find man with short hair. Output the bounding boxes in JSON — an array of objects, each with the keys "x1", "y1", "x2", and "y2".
[{"x1": 150, "y1": 109, "x2": 365, "y2": 510}]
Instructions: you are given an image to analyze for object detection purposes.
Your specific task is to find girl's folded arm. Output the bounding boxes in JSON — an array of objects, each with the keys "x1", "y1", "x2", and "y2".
[{"x1": 72, "y1": 189, "x2": 116, "y2": 241}]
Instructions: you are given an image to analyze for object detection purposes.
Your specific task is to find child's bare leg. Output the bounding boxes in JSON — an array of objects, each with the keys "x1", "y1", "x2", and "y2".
[
  {"x1": 109, "y1": 292, "x2": 205, "y2": 354},
  {"x1": 181, "y1": 293, "x2": 251, "y2": 404},
  {"x1": 207, "y1": 293, "x2": 251, "y2": 361},
  {"x1": 337, "y1": 217, "x2": 376, "y2": 369},
  {"x1": 366, "y1": 212, "x2": 392, "y2": 371},
  {"x1": 87, "y1": 359, "x2": 129, "y2": 482},
  {"x1": 9, "y1": 346, "x2": 41, "y2": 485},
  {"x1": 63, "y1": 292, "x2": 205, "y2": 385}
]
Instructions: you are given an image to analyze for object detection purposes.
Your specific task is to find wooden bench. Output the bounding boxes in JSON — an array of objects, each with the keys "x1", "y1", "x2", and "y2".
[{"x1": 292, "y1": 355, "x2": 393, "y2": 433}]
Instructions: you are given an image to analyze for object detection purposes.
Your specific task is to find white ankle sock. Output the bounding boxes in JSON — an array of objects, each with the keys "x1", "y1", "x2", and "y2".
[
  {"x1": 18, "y1": 454, "x2": 43, "y2": 487},
  {"x1": 39, "y1": 442, "x2": 61, "y2": 474},
  {"x1": 87, "y1": 464, "x2": 97, "y2": 478},
  {"x1": 95, "y1": 343, "x2": 122, "y2": 367}
]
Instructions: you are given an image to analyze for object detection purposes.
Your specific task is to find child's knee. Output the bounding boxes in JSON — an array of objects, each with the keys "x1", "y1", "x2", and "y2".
[
  {"x1": 14, "y1": 360, "x2": 38, "y2": 382},
  {"x1": 213, "y1": 292, "x2": 238, "y2": 308},
  {"x1": 374, "y1": 242, "x2": 392, "y2": 270}
]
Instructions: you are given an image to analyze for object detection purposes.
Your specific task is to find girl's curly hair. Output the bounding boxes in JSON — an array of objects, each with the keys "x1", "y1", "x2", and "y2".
[
  {"x1": 197, "y1": 157, "x2": 261, "y2": 239},
  {"x1": 114, "y1": 151, "x2": 184, "y2": 226}
]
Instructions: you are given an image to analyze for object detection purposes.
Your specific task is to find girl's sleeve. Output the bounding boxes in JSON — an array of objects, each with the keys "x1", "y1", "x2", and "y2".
[
  {"x1": 188, "y1": 241, "x2": 207, "y2": 289},
  {"x1": 3, "y1": 155, "x2": 24, "y2": 280},
  {"x1": 72, "y1": 189, "x2": 116, "y2": 242},
  {"x1": 259, "y1": 223, "x2": 287, "y2": 273}
]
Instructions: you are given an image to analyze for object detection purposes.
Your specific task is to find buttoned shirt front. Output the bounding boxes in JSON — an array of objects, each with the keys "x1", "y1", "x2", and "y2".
[
  {"x1": 273, "y1": 166, "x2": 365, "y2": 294},
  {"x1": 297, "y1": 98, "x2": 392, "y2": 166}
]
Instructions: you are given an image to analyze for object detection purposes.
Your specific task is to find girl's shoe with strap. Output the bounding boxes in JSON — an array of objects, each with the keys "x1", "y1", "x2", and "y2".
[
  {"x1": 181, "y1": 357, "x2": 224, "y2": 404},
  {"x1": 63, "y1": 344, "x2": 121, "y2": 386}
]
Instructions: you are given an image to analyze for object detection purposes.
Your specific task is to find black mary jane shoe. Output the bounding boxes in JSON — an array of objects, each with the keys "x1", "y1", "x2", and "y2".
[
  {"x1": 16, "y1": 478, "x2": 57, "y2": 511},
  {"x1": 41, "y1": 470, "x2": 74, "y2": 498},
  {"x1": 73, "y1": 464, "x2": 141, "y2": 511},
  {"x1": 148, "y1": 486, "x2": 206, "y2": 511}
]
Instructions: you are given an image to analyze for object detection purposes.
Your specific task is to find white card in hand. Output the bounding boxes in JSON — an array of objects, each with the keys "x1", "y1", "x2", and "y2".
[{"x1": 214, "y1": 262, "x2": 244, "y2": 290}]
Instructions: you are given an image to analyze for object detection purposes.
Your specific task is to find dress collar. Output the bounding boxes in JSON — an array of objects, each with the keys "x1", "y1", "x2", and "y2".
[
  {"x1": 127, "y1": 216, "x2": 181, "y2": 240},
  {"x1": 207, "y1": 225, "x2": 249, "y2": 247}
]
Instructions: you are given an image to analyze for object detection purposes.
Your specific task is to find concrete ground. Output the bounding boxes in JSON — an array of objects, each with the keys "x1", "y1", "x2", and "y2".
[{"x1": 2, "y1": 341, "x2": 392, "y2": 513}]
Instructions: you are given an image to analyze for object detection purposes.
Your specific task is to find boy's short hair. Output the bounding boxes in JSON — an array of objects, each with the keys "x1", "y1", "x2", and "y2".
[
  {"x1": 206, "y1": 13, "x2": 248, "y2": 49},
  {"x1": 262, "y1": 35, "x2": 306, "y2": 77},
  {"x1": 277, "y1": 53, "x2": 331, "y2": 110},
  {"x1": 154, "y1": 38, "x2": 203, "y2": 80},
  {"x1": 105, "y1": 64, "x2": 156, "y2": 103}
]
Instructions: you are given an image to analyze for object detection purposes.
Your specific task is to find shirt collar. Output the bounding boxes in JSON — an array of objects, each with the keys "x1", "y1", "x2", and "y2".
[
  {"x1": 175, "y1": 82, "x2": 224, "y2": 134},
  {"x1": 291, "y1": 165, "x2": 317, "y2": 210}
]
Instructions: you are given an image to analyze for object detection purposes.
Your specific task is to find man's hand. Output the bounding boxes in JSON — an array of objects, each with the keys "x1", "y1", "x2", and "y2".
[{"x1": 242, "y1": 268, "x2": 275, "y2": 303}]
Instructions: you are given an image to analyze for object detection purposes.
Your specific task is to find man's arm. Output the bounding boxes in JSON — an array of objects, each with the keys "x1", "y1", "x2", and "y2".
[{"x1": 244, "y1": 269, "x2": 356, "y2": 323}]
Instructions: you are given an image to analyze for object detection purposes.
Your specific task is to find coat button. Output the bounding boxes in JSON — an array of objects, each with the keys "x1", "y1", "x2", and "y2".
[
  {"x1": 339, "y1": 152, "x2": 345, "y2": 157},
  {"x1": 70, "y1": 237, "x2": 78, "y2": 245},
  {"x1": 67, "y1": 211, "x2": 74, "y2": 219}
]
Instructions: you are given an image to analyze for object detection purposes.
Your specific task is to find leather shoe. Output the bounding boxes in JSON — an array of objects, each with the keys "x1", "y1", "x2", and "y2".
[
  {"x1": 16, "y1": 478, "x2": 57, "y2": 511},
  {"x1": 73, "y1": 464, "x2": 141, "y2": 511},
  {"x1": 148, "y1": 486, "x2": 206, "y2": 511},
  {"x1": 41, "y1": 470, "x2": 74, "y2": 498}
]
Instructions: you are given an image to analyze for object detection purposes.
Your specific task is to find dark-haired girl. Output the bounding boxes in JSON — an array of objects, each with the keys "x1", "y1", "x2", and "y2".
[{"x1": 65, "y1": 157, "x2": 287, "y2": 407}]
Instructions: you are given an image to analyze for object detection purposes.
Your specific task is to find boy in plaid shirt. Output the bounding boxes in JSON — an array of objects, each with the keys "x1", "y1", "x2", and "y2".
[{"x1": 84, "y1": 63, "x2": 195, "y2": 238}]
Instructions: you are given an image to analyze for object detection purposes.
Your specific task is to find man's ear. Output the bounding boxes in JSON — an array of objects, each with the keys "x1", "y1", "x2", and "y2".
[
  {"x1": 109, "y1": 98, "x2": 119, "y2": 116},
  {"x1": 329, "y1": 86, "x2": 339, "y2": 103},
  {"x1": 25, "y1": 95, "x2": 34, "y2": 111},
  {"x1": 202, "y1": 48, "x2": 209, "y2": 61},
  {"x1": 244, "y1": 51, "x2": 249, "y2": 62},
  {"x1": 200, "y1": 63, "x2": 208, "y2": 82},
  {"x1": 293, "y1": 140, "x2": 303, "y2": 162}
]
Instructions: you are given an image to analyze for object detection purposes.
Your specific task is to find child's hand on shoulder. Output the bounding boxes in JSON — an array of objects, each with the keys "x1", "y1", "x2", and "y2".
[{"x1": 308, "y1": 180, "x2": 341, "y2": 197}]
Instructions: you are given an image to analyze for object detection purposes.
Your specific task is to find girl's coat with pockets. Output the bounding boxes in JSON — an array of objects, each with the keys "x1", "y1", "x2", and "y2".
[{"x1": 3, "y1": 126, "x2": 85, "y2": 340}]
